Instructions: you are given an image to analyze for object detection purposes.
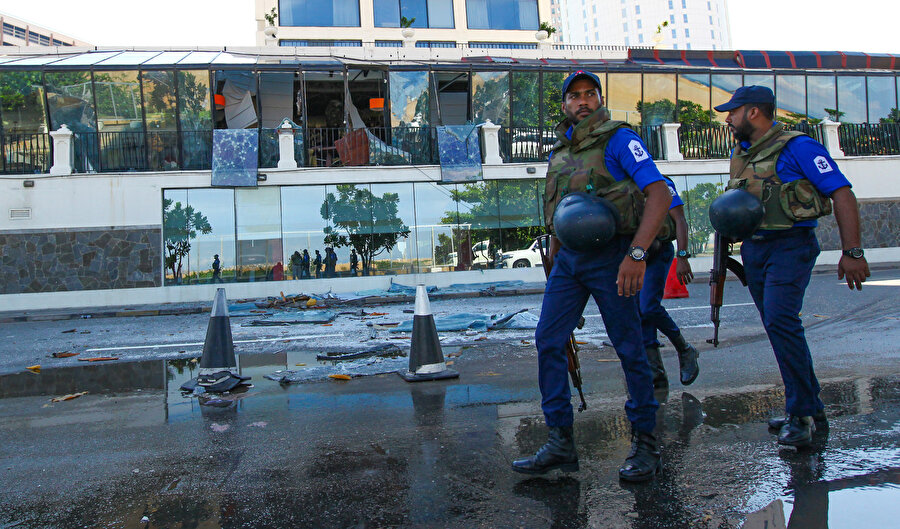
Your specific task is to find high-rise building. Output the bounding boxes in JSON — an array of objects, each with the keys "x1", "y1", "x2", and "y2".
[
  {"x1": 563, "y1": 0, "x2": 731, "y2": 49},
  {"x1": 256, "y1": 0, "x2": 554, "y2": 49},
  {"x1": 0, "y1": 13, "x2": 91, "y2": 47}
]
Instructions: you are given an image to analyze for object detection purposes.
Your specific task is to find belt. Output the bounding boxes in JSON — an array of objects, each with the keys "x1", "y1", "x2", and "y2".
[{"x1": 749, "y1": 227, "x2": 814, "y2": 242}]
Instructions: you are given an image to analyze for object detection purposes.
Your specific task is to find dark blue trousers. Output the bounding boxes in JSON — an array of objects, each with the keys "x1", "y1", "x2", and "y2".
[
  {"x1": 535, "y1": 237, "x2": 658, "y2": 432},
  {"x1": 639, "y1": 241, "x2": 681, "y2": 348},
  {"x1": 741, "y1": 228, "x2": 824, "y2": 417}
]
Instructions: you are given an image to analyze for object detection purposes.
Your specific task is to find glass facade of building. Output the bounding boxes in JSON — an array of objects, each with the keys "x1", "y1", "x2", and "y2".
[{"x1": 2, "y1": 50, "x2": 899, "y2": 286}]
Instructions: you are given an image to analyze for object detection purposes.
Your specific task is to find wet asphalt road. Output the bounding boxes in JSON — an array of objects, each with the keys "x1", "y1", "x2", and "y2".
[{"x1": 0, "y1": 268, "x2": 899, "y2": 528}]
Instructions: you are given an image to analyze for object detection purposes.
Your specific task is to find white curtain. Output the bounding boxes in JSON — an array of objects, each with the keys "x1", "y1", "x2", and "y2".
[
  {"x1": 466, "y1": 0, "x2": 489, "y2": 29},
  {"x1": 428, "y1": 0, "x2": 454, "y2": 28},
  {"x1": 332, "y1": 0, "x2": 360, "y2": 26},
  {"x1": 517, "y1": 0, "x2": 538, "y2": 30}
]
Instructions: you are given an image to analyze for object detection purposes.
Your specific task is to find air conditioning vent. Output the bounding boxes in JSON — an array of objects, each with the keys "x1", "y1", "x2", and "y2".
[{"x1": 9, "y1": 208, "x2": 32, "y2": 220}]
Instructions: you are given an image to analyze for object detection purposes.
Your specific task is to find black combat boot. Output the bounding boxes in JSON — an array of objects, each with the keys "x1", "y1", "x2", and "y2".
[
  {"x1": 645, "y1": 345, "x2": 668, "y2": 389},
  {"x1": 670, "y1": 333, "x2": 700, "y2": 386},
  {"x1": 618, "y1": 429, "x2": 662, "y2": 482},
  {"x1": 777, "y1": 415, "x2": 815, "y2": 447},
  {"x1": 511, "y1": 426, "x2": 579, "y2": 475},
  {"x1": 768, "y1": 410, "x2": 828, "y2": 432}
]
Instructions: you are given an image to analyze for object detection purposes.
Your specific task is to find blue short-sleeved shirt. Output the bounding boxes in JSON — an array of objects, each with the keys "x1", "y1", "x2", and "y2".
[
  {"x1": 561, "y1": 126, "x2": 666, "y2": 192},
  {"x1": 738, "y1": 124, "x2": 852, "y2": 227},
  {"x1": 662, "y1": 177, "x2": 684, "y2": 210}
]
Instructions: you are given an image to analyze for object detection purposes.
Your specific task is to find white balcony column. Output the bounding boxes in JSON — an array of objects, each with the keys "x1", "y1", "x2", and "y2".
[
  {"x1": 480, "y1": 120, "x2": 503, "y2": 165},
  {"x1": 49, "y1": 124, "x2": 73, "y2": 176},
  {"x1": 277, "y1": 119, "x2": 298, "y2": 169},
  {"x1": 661, "y1": 122, "x2": 683, "y2": 161},
  {"x1": 820, "y1": 119, "x2": 845, "y2": 159},
  {"x1": 402, "y1": 28, "x2": 416, "y2": 48}
]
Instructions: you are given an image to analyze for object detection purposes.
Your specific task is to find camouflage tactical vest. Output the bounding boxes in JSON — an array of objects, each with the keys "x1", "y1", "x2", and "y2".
[
  {"x1": 726, "y1": 124, "x2": 833, "y2": 230},
  {"x1": 544, "y1": 108, "x2": 650, "y2": 236}
]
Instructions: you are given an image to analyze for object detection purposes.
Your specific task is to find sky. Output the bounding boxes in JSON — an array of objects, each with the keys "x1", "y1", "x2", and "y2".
[{"x1": 1, "y1": 0, "x2": 899, "y2": 53}]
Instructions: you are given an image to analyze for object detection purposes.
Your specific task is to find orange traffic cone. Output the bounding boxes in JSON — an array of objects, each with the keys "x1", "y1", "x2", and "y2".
[{"x1": 663, "y1": 259, "x2": 689, "y2": 299}]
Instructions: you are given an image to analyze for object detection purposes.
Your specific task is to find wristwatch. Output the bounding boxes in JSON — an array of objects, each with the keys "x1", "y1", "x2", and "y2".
[
  {"x1": 843, "y1": 247, "x2": 865, "y2": 259},
  {"x1": 676, "y1": 249, "x2": 691, "y2": 259},
  {"x1": 628, "y1": 246, "x2": 646, "y2": 262}
]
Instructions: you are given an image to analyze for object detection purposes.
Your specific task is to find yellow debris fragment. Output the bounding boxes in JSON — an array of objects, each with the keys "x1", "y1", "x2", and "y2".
[
  {"x1": 306, "y1": 298, "x2": 317, "y2": 307},
  {"x1": 328, "y1": 374, "x2": 351, "y2": 380},
  {"x1": 26, "y1": 365, "x2": 41, "y2": 373}
]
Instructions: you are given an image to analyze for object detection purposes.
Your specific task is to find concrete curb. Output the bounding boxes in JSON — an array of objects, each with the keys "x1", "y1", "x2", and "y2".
[{"x1": 0, "y1": 287, "x2": 548, "y2": 324}]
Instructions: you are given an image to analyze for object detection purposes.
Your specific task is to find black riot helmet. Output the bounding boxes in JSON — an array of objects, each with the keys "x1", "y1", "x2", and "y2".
[
  {"x1": 553, "y1": 192, "x2": 620, "y2": 252},
  {"x1": 708, "y1": 189, "x2": 765, "y2": 241}
]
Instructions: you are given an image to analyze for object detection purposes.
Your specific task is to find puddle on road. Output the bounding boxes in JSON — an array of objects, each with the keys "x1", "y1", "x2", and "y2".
[{"x1": 3, "y1": 355, "x2": 900, "y2": 528}]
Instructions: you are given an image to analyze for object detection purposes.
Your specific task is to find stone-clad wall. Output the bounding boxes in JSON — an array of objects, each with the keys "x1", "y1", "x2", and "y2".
[
  {"x1": 816, "y1": 198, "x2": 900, "y2": 251},
  {"x1": 0, "y1": 226, "x2": 161, "y2": 295}
]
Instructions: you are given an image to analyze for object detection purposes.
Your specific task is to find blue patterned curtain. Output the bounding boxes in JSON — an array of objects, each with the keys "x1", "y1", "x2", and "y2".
[
  {"x1": 437, "y1": 124, "x2": 482, "y2": 183},
  {"x1": 212, "y1": 129, "x2": 259, "y2": 187}
]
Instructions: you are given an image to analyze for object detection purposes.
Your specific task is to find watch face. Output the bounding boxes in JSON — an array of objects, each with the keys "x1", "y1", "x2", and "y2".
[
  {"x1": 850, "y1": 248, "x2": 864, "y2": 258},
  {"x1": 677, "y1": 250, "x2": 688, "y2": 258},
  {"x1": 630, "y1": 247, "x2": 645, "y2": 260}
]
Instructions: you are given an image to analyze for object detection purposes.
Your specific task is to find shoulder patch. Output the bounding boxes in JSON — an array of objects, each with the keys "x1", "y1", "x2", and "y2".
[
  {"x1": 628, "y1": 139, "x2": 649, "y2": 162},
  {"x1": 812, "y1": 155, "x2": 833, "y2": 174}
]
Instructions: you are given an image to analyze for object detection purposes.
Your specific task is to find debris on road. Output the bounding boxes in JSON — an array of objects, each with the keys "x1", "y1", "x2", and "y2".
[
  {"x1": 392, "y1": 310, "x2": 539, "y2": 333},
  {"x1": 328, "y1": 374, "x2": 352, "y2": 380},
  {"x1": 316, "y1": 343, "x2": 403, "y2": 362},
  {"x1": 50, "y1": 391, "x2": 88, "y2": 402},
  {"x1": 242, "y1": 310, "x2": 337, "y2": 326},
  {"x1": 50, "y1": 351, "x2": 79, "y2": 358},
  {"x1": 78, "y1": 357, "x2": 119, "y2": 362},
  {"x1": 26, "y1": 365, "x2": 41, "y2": 373}
]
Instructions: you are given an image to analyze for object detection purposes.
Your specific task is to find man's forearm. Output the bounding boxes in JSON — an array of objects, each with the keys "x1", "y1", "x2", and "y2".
[
  {"x1": 831, "y1": 187, "x2": 862, "y2": 249},
  {"x1": 631, "y1": 181, "x2": 673, "y2": 249},
  {"x1": 671, "y1": 205, "x2": 689, "y2": 252}
]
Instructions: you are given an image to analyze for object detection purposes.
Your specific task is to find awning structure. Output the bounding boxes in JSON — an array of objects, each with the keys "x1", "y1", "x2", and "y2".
[
  {"x1": 735, "y1": 50, "x2": 899, "y2": 70},
  {"x1": 629, "y1": 48, "x2": 900, "y2": 71},
  {"x1": 628, "y1": 49, "x2": 741, "y2": 68},
  {"x1": 0, "y1": 47, "x2": 897, "y2": 71}
]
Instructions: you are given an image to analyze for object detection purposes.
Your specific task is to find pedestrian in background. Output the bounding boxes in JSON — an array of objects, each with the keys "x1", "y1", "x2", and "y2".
[
  {"x1": 639, "y1": 177, "x2": 700, "y2": 390},
  {"x1": 314, "y1": 250, "x2": 323, "y2": 279}
]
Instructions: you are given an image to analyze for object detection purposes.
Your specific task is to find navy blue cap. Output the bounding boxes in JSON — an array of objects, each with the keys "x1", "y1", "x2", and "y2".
[
  {"x1": 561, "y1": 70, "x2": 602, "y2": 101},
  {"x1": 714, "y1": 85, "x2": 775, "y2": 112}
]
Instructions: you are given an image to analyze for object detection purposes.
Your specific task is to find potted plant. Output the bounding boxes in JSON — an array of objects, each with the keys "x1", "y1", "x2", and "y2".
[
  {"x1": 536, "y1": 21, "x2": 556, "y2": 41},
  {"x1": 401, "y1": 16, "x2": 416, "y2": 39},
  {"x1": 264, "y1": 7, "x2": 277, "y2": 37}
]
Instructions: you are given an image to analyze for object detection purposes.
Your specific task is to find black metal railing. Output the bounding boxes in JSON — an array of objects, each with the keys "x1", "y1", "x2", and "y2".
[
  {"x1": 634, "y1": 125, "x2": 664, "y2": 161},
  {"x1": 0, "y1": 132, "x2": 51, "y2": 174},
  {"x1": 678, "y1": 123, "x2": 734, "y2": 159},
  {"x1": 838, "y1": 122, "x2": 900, "y2": 156},
  {"x1": 501, "y1": 126, "x2": 555, "y2": 163}
]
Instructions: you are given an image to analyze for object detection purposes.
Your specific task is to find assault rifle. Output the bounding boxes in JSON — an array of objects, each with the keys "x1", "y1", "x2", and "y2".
[
  {"x1": 707, "y1": 231, "x2": 747, "y2": 347},
  {"x1": 536, "y1": 234, "x2": 587, "y2": 412}
]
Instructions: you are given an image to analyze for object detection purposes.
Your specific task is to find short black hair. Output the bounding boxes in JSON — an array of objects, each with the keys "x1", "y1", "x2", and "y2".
[{"x1": 749, "y1": 102, "x2": 775, "y2": 120}]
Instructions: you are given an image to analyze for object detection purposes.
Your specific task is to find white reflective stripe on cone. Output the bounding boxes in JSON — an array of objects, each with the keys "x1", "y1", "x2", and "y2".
[
  {"x1": 415, "y1": 284, "x2": 431, "y2": 316},
  {"x1": 415, "y1": 362, "x2": 447, "y2": 374}
]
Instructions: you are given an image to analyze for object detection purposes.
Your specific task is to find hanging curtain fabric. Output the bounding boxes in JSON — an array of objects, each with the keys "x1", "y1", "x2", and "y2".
[{"x1": 437, "y1": 124, "x2": 483, "y2": 183}]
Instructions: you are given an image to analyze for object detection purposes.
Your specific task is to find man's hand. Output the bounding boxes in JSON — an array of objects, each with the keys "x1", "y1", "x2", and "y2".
[
  {"x1": 676, "y1": 257, "x2": 693, "y2": 285},
  {"x1": 617, "y1": 258, "x2": 646, "y2": 297},
  {"x1": 838, "y1": 255, "x2": 870, "y2": 290}
]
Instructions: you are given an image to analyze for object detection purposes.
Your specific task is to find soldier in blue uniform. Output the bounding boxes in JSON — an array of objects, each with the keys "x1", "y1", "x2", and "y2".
[
  {"x1": 715, "y1": 86, "x2": 870, "y2": 447},
  {"x1": 511, "y1": 71, "x2": 672, "y2": 481},
  {"x1": 640, "y1": 178, "x2": 700, "y2": 389}
]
